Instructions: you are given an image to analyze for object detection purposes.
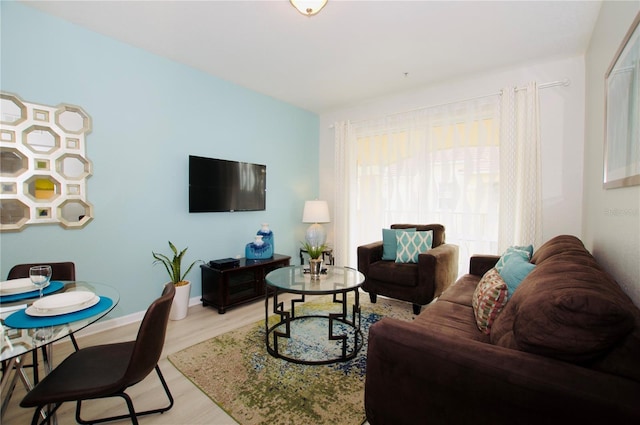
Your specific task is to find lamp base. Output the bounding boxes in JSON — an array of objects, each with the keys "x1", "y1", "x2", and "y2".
[{"x1": 305, "y1": 223, "x2": 327, "y2": 247}]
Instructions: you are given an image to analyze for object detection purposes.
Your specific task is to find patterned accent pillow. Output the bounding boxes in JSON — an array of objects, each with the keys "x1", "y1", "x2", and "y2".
[
  {"x1": 382, "y1": 228, "x2": 416, "y2": 260},
  {"x1": 395, "y1": 230, "x2": 433, "y2": 263},
  {"x1": 472, "y1": 268, "x2": 508, "y2": 334}
]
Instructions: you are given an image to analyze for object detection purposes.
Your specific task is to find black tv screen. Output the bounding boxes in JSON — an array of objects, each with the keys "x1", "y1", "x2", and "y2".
[{"x1": 189, "y1": 155, "x2": 266, "y2": 212}]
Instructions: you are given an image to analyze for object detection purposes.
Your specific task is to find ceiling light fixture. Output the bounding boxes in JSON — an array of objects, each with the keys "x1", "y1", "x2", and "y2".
[{"x1": 290, "y1": 0, "x2": 328, "y2": 17}]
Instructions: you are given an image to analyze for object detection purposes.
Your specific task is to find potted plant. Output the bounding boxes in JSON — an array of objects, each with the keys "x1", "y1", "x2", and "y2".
[
  {"x1": 301, "y1": 241, "x2": 327, "y2": 278},
  {"x1": 152, "y1": 241, "x2": 200, "y2": 320}
]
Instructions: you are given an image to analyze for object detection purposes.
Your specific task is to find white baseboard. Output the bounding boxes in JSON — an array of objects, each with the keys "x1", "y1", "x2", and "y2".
[{"x1": 72, "y1": 295, "x2": 202, "y2": 339}]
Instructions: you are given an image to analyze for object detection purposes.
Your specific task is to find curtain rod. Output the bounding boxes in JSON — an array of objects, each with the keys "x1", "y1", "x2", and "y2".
[{"x1": 331, "y1": 78, "x2": 571, "y2": 128}]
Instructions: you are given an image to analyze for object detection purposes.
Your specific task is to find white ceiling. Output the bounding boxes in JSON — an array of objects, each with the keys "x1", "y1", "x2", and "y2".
[{"x1": 22, "y1": 0, "x2": 602, "y2": 113}]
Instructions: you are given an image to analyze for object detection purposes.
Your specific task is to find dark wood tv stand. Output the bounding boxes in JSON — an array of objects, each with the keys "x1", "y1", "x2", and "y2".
[{"x1": 200, "y1": 254, "x2": 291, "y2": 314}]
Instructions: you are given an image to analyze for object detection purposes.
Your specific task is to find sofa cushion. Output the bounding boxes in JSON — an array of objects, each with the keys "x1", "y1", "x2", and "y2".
[
  {"x1": 530, "y1": 234, "x2": 585, "y2": 265},
  {"x1": 415, "y1": 300, "x2": 490, "y2": 343},
  {"x1": 395, "y1": 230, "x2": 433, "y2": 263},
  {"x1": 590, "y1": 304, "x2": 640, "y2": 383},
  {"x1": 382, "y1": 228, "x2": 416, "y2": 260},
  {"x1": 368, "y1": 261, "x2": 419, "y2": 287},
  {"x1": 492, "y1": 260, "x2": 635, "y2": 363},
  {"x1": 438, "y1": 275, "x2": 478, "y2": 307},
  {"x1": 472, "y1": 268, "x2": 508, "y2": 334}
]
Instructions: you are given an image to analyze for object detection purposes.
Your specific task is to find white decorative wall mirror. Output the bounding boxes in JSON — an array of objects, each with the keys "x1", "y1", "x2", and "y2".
[{"x1": 0, "y1": 92, "x2": 93, "y2": 232}]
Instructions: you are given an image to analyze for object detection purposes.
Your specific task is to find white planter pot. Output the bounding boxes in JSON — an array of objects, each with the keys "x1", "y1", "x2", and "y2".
[{"x1": 169, "y1": 281, "x2": 191, "y2": 320}]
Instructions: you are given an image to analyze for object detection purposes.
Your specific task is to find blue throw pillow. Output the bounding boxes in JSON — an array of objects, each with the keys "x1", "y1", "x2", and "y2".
[
  {"x1": 382, "y1": 228, "x2": 416, "y2": 260},
  {"x1": 518, "y1": 244, "x2": 534, "y2": 258},
  {"x1": 395, "y1": 230, "x2": 433, "y2": 263},
  {"x1": 498, "y1": 254, "x2": 535, "y2": 297},
  {"x1": 495, "y1": 245, "x2": 533, "y2": 273}
]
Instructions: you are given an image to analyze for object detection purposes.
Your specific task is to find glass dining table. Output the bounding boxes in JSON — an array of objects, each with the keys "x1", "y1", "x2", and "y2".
[{"x1": 0, "y1": 280, "x2": 119, "y2": 418}]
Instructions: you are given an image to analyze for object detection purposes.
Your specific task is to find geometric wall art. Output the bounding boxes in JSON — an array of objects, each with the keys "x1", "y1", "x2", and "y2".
[{"x1": 0, "y1": 92, "x2": 93, "y2": 232}]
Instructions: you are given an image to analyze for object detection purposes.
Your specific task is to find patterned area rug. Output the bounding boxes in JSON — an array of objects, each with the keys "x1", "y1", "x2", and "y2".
[{"x1": 168, "y1": 293, "x2": 416, "y2": 425}]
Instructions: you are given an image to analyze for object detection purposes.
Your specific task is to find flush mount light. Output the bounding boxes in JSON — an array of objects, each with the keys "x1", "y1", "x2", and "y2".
[{"x1": 290, "y1": 0, "x2": 328, "y2": 17}]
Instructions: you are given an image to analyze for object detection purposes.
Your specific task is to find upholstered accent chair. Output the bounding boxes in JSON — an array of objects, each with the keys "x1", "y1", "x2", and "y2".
[{"x1": 357, "y1": 224, "x2": 459, "y2": 314}]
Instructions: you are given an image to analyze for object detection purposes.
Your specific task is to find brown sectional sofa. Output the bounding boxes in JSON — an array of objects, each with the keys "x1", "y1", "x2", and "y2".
[{"x1": 365, "y1": 235, "x2": 640, "y2": 424}]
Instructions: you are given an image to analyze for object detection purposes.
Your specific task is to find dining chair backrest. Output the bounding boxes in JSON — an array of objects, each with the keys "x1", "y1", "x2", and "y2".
[
  {"x1": 19, "y1": 282, "x2": 177, "y2": 424},
  {"x1": 123, "y1": 283, "x2": 175, "y2": 386},
  {"x1": 7, "y1": 262, "x2": 76, "y2": 281}
]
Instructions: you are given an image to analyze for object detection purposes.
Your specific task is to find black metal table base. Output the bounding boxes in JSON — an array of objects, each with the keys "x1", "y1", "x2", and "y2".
[{"x1": 265, "y1": 289, "x2": 362, "y2": 365}]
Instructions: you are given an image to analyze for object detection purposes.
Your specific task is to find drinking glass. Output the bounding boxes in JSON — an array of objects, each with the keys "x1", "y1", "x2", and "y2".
[{"x1": 30, "y1": 265, "x2": 52, "y2": 298}]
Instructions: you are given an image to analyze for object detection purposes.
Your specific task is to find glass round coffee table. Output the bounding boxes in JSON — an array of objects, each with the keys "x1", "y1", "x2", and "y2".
[{"x1": 264, "y1": 265, "x2": 365, "y2": 365}]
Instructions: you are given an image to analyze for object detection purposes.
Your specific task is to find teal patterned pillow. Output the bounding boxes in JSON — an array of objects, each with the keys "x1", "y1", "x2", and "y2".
[
  {"x1": 382, "y1": 228, "x2": 416, "y2": 260},
  {"x1": 495, "y1": 245, "x2": 533, "y2": 273},
  {"x1": 395, "y1": 230, "x2": 433, "y2": 263}
]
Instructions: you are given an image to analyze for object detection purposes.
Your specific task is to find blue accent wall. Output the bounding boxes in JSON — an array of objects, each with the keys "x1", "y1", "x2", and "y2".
[{"x1": 0, "y1": 2, "x2": 319, "y2": 317}]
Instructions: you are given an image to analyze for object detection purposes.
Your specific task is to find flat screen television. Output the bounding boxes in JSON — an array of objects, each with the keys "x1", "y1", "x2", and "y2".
[{"x1": 189, "y1": 155, "x2": 266, "y2": 212}]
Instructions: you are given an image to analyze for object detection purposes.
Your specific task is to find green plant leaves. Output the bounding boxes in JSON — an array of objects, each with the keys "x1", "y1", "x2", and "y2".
[{"x1": 153, "y1": 241, "x2": 200, "y2": 284}]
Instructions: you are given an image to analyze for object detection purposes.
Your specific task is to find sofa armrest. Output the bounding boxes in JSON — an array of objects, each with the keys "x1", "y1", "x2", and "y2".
[
  {"x1": 469, "y1": 254, "x2": 500, "y2": 277},
  {"x1": 365, "y1": 318, "x2": 640, "y2": 425},
  {"x1": 418, "y1": 243, "x2": 459, "y2": 298},
  {"x1": 357, "y1": 241, "x2": 383, "y2": 277}
]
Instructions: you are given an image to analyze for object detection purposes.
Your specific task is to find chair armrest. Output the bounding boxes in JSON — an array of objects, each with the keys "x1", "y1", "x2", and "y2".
[
  {"x1": 365, "y1": 318, "x2": 640, "y2": 425},
  {"x1": 417, "y1": 243, "x2": 459, "y2": 298},
  {"x1": 357, "y1": 241, "x2": 384, "y2": 277},
  {"x1": 469, "y1": 254, "x2": 500, "y2": 277}
]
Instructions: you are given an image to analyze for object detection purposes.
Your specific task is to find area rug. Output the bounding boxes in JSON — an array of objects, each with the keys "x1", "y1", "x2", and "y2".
[{"x1": 168, "y1": 293, "x2": 416, "y2": 425}]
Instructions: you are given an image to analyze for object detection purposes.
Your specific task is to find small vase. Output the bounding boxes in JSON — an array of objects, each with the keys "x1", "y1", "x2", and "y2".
[
  {"x1": 245, "y1": 235, "x2": 273, "y2": 260},
  {"x1": 309, "y1": 258, "x2": 323, "y2": 279},
  {"x1": 257, "y1": 223, "x2": 274, "y2": 252}
]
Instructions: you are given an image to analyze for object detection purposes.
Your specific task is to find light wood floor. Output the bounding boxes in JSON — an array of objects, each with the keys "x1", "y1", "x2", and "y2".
[{"x1": 3, "y1": 294, "x2": 311, "y2": 425}]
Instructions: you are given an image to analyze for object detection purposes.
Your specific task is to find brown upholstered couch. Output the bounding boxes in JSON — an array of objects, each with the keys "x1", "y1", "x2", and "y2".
[{"x1": 365, "y1": 235, "x2": 640, "y2": 424}]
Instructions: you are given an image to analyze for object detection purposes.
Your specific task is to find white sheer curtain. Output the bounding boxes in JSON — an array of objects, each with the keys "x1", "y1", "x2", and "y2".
[
  {"x1": 335, "y1": 96, "x2": 501, "y2": 274},
  {"x1": 333, "y1": 120, "x2": 355, "y2": 267},
  {"x1": 334, "y1": 82, "x2": 543, "y2": 273},
  {"x1": 498, "y1": 82, "x2": 543, "y2": 251}
]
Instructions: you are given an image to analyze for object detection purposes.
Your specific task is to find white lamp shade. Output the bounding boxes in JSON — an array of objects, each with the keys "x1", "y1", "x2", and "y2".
[
  {"x1": 302, "y1": 200, "x2": 330, "y2": 223},
  {"x1": 290, "y1": 0, "x2": 328, "y2": 16}
]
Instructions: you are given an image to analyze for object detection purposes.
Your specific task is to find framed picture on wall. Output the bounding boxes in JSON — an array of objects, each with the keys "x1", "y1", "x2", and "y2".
[{"x1": 603, "y1": 12, "x2": 640, "y2": 189}]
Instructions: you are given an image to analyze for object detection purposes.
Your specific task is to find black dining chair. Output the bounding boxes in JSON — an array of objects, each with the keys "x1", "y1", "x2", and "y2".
[
  {"x1": 4, "y1": 262, "x2": 78, "y2": 385},
  {"x1": 20, "y1": 283, "x2": 176, "y2": 425}
]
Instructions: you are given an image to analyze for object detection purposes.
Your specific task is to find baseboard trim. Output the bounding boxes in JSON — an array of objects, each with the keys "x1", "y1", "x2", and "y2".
[{"x1": 72, "y1": 295, "x2": 202, "y2": 339}]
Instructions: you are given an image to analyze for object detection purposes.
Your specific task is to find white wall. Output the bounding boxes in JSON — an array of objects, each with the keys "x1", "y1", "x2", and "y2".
[
  {"x1": 319, "y1": 56, "x2": 586, "y2": 266},
  {"x1": 584, "y1": 1, "x2": 640, "y2": 307}
]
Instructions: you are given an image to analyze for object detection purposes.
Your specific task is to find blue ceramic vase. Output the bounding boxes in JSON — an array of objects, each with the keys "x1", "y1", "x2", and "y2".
[
  {"x1": 257, "y1": 223, "x2": 273, "y2": 252},
  {"x1": 245, "y1": 235, "x2": 273, "y2": 260}
]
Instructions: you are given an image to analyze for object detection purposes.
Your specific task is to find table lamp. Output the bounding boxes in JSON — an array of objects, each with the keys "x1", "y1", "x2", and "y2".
[{"x1": 302, "y1": 200, "x2": 330, "y2": 247}]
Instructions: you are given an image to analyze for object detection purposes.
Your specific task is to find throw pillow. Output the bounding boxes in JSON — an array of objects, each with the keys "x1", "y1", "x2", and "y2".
[
  {"x1": 472, "y1": 268, "x2": 508, "y2": 334},
  {"x1": 382, "y1": 228, "x2": 416, "y2": 260},
  {"x1": 498, "y1": 254, "x2": 535, "y2": 296},
  {"x1": 395, "y1": 230, "x2": 433, "y2": 263},
  {"x1": 495, "y1": 245, "x2": 533, "y2": 273}
]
